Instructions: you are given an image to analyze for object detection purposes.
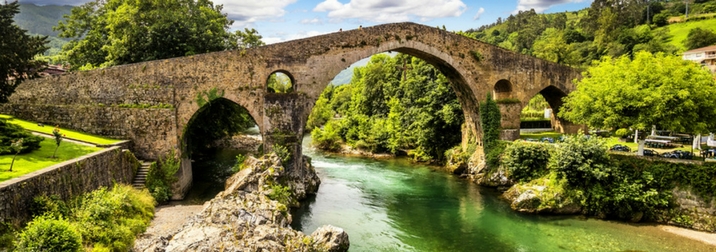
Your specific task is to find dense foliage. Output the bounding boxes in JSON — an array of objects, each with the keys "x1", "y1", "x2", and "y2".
[
  {"x1": 25, "y1": 184, "x2": 154, "y2": 251},
  {"x1": 55, "y1": 0, "x2": 236, "y2": 70},
  {"x1": 560, "y1": 51, "x2": 716, "y2": 133},
  {"x1": 0, "y1": 119, "x2": 43, "y2": 155},
  {"x1": 146, "y1": 151, "x2": 181, "y2": 203},
  {"x1": 16, "y1": 215, "x2": 82, "y2": 252},
  {"x1": 1, "y1": 1, "x2": 49, "y2": 103},
  {"x1": 500, "y1": 134, "x2": 716, "y2": 221},
  {"x1": 309, "y1": 53, "x2": 464, "y2": 162},
  {"x1": 503, "y1": 141, "x2": 553, "y2": 182},
  {"x1": 480, "y1": 93, "x2": 501, "y2": 154},
  {"x1": 463, "y1": 0, "x2": 716, "y2": 67}
]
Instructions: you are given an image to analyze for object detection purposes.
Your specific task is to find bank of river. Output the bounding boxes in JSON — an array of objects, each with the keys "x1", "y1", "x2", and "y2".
[{"x1": 292, "y1": 136, "x2": 716, "y2": 251}]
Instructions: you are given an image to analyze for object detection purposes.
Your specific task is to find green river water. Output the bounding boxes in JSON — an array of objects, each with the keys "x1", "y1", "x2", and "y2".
[{"x1": 188, "y1": 137, "x2": 716, "y2": 252}]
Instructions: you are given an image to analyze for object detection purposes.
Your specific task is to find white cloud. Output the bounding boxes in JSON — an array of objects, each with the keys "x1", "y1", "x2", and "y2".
[
  {"x1": 214, "y1": 0, "x2": 297, "y2": 27},
  {"x1": 515, "y1": 0, "x2": 586, "y2": 13},
  {"x1": 300, "y1": 18, "x2": 324, "y2": 25},
  {"x1": 473, "y1": 7, "x2": 485, "y2": 20},
  {"x1": 312, "y1": 0, "x2": 467, "y2": 23},
  {"x1": 264, "y1": 30, "x2": 330, "y2": 44}
]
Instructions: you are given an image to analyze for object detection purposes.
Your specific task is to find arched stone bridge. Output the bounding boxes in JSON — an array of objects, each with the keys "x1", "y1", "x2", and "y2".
[{"x1": 1, "y1": 22, "x2": 581, "y2": 198}]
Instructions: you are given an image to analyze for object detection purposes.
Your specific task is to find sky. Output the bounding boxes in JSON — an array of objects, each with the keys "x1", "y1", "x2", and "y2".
[{"x1": 17, "y1": 0, "x2": 593, "y2": 44}]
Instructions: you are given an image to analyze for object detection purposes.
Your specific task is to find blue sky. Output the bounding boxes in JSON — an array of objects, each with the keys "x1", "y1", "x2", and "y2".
[{"x1": 18, "y1": 0, "x2": 593, "y2": 44}]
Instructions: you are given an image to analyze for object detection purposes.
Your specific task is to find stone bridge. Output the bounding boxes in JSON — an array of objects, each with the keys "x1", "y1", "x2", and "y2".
[{"x1": 1, "y1": 22, "x2": 581, "y2": 198}]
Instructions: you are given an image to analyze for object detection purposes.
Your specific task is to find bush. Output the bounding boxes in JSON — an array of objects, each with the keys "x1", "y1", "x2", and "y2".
[
  {"x1": 146, "y1": 150, "x2": 181, "y2": 203},
  {"x1": 0, "y1": 119, "x2": 44, "y2": 155},
  {"x1": 16, "y1": 215, "x2": 82, "y2": 252},
  {"x1": 311, "y1": 120, "x2": 343, "y2": 152},
  {"x1": 30, "y1": 195, "x2": 69, "y2": 218},
  {"x1": 272, "y1": 144, "x2": 291, "y2": 165},
  {"x1": 550, "y1": 134, "x2": 611, "y2": 186},
  {"x1": 268, "y1": 184, "x2": 293, "y2": 206},
  {"x1": 503, "y1": 141, "x2": 553, "y2": 182},
  {"x1": 231, "y1": 154, "x2": 247, "y2": 173},
  {"x1": 485, "y1": 141, "x2": 508, "y2": 169},
  {"x1": 70, "y1": 185, "x2": 154, "y2": 251}
]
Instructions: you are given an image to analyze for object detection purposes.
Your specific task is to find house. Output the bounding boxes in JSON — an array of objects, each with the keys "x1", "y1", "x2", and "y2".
[{"x1": 682, "y1": 45, "x2": 716, "y2": 74}]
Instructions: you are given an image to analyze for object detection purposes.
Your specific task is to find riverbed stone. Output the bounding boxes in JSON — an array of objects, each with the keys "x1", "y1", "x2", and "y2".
[{"x1": 133, "y1": 153, "x2": 349, "y2": 252}]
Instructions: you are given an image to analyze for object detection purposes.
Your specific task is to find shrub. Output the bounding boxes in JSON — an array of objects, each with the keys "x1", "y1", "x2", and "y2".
[
  {"x1": 146, "y1": 150, "x2": 181, "y2": 203},
  {"x1": 30, "y1": 195, "x2": 69, "y2": 218},
  {"x1": 70, "y1": 185, "x2": 154, "y2": 251},
  {"x1": 273, "y1": 144, "x2": 291, "y2": 165},
  {"x1": 231, "y1": 154, "x2": 247, "y2": 173},
  {"x1": 268, "y1": 184, "x2": 293, "y2": 206},
  {"x1": 16, "y1": 215, "x2": 82, "y2": 252},
  {"x1": 0, "y1": 222, "x2": 16, "y2": 249},
  {"x1": 485, "y1": 141, "x2": 508, "y2": 169},
  {"x1": 549, "y1": 134, "x2": 611, "y2": 186},
  {"x1": 0, "y1": 119, "x2": 43, "y2": 155},
  {"x1": 503, "y1": 141, "x2": 553, "y2": 182},
  {"x1": 311, "y1": 120, "x2": 343, "y2": 152}
]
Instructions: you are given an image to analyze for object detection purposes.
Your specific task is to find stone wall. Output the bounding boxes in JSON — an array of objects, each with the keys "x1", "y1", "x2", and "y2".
[
  {"x1": 497, "y1": 103, "x2": 521, "y2": 129},
  {"x1": 0, "y1": 147, "x2": 139, "y2": 224},
  {"x1": 0, "y1": 104, "x2": 176, "y2": 159}
]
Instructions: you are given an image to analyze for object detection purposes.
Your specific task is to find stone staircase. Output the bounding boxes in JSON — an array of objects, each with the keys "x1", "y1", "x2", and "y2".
[{"x1": 132, "y1": 162, "x2": 152, "y2": 190}]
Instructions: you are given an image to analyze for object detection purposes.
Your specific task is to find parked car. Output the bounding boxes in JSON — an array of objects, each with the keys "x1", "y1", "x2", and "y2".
[
  {"x1": 662, "y1": 150, "x2": 693, "y2": 159},
  {"x1": 642, "y1": 149, "x2": 659, "y2": 157},
  {"x1": 541, "y1": 137, "x2": 555, "y2": 143},
  {"x1": 610, "y1": 144, "x2": 631, "y2": 152}
]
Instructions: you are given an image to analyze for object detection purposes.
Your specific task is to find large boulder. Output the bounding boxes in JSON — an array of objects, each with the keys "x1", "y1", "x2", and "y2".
[
  {"x1": 135, "y1": 153, "x2": 349, "y2": 252},
  {"x1": 503, "y1": 183, "x2": 581, "y2": 214}
]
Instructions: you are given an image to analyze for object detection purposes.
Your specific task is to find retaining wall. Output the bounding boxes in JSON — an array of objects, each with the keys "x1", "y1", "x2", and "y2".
[{"x1": 0, "y1": 147, "x2": 139, "y2": 224}]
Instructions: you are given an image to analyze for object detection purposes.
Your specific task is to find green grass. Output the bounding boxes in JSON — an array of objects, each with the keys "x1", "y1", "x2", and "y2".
[
  {"x1": 0, "y1": 137, "x2": 102, "y2": 182},
  {"x1": 658, "y1": 18, "x2": 716, "y2": 51},
  {"x1": 0, "y1": 114, "x2": 121, "y2": 145}
]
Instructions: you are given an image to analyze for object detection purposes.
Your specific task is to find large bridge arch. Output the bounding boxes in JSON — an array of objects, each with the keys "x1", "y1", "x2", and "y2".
[{"x1": 1, "y1": 22, "x2": 582, "y2": 199}]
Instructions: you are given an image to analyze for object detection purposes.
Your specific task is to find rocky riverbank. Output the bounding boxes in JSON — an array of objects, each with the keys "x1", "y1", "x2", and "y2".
[{"x1": 133, "y1": 153, "x2": 349, "y2": 251}]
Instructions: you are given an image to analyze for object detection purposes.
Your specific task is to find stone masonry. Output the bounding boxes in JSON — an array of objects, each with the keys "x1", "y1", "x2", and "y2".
[{"x1": 0, "y1": 22, "x2": 581, "y2": 198}]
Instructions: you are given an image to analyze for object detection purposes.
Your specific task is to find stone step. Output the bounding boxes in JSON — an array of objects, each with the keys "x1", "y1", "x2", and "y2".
[{"x1": 132, "y1": 160, "x2": 154, "y2": 189}]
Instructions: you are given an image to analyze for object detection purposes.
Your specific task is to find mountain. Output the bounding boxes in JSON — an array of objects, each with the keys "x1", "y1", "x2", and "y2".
[
  {"x1": 330, "y1": 57, "x2": 370, "y2": 85},
  {"x1": 14, "y1": 3, "x2": 73, "y2": 37}
]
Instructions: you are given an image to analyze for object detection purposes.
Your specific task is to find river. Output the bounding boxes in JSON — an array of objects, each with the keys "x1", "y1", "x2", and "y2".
[
  {"x1": 186, "y1": 136, "x2": 715, "y2": 251},
  {"x1": 289, "y1": 137, "x2": 716, "y2": 252}
]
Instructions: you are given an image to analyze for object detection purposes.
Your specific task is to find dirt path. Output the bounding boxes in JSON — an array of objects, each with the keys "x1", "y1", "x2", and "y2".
[
  {"x1": 660, "y1": 225, "x2": 716, "y2": 246},
  {"x1": 133, "y1": 204, "x2": 204, "y2": 251}
]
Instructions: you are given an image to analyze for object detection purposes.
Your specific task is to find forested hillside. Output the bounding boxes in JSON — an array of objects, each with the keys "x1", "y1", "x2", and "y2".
[
  {"x1": 462, "y1": 0, "x2": 716, "y2": 67},
  {"x1": 13, "y1": 4, "x2": 72, "y2": 58}
]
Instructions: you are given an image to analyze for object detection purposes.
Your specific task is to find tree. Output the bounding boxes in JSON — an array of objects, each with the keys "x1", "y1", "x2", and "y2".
[
  {"x1": 684, "y1": 28, "x2": 716, "y2": 50},
  {"x1": 9, "y1": 138, "x2": 23, "y2": 172},
  {"x1": 55, "y1": 0, "x2": 236, "y2": 70},
  {"x1": 560, "y1": 51, "x2": 716, "y2": 134},
  {"x1": 235, "y1": 28, "x2": 266, "y2": 50},
  {"x1": 51, "y1": 126, "x2": 64, "y2": 158},
  {"x1": 0, "y1": 1, "x2": 49, "y2": 103},
  {"x1": 532, "y1": 28, "x2": 568, "y2": 64}
]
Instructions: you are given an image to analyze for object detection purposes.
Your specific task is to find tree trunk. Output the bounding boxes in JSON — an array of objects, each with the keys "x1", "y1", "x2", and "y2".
[
  {"x1": 9, "y1": 154, "x2": 17, "y2": 172},
  {"x1": 52, "y1": 145, "x2": 59, "y2": 158}
]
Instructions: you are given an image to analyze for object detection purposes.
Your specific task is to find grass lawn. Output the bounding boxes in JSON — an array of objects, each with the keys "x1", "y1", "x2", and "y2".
[
  {"x1": 658, "y1": 18, "x2": 716, "y2": 51},
  {"x1": 0, "y1": 137, "x2": 102, "y2": 182},
  {"x1": 0, "y1": 114, "x2": 121, "y2": 145}
]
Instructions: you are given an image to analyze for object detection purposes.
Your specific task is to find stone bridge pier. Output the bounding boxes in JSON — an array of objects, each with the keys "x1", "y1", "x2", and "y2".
[{"x1": 1, "y1": 22, "x2": 581, "y2": 199}]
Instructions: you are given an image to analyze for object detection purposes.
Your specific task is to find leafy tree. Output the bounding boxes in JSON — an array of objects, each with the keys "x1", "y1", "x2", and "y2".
[
  {"x1": 560, "y1": 51, "x2": 716, "y2": 134},
  {"x1": 0, "y1": 119, "x2": 43, "y2": 155},
  {"x1": 267, "y1": 72, "x2": 293, "y2": 93},
  {"x1": 9, "y1": 138, "x2": 23, "y2": 172},
  {"x1": 684, "y1": 27, "x2": 716, "y2": 50},
  {"x1": 51, "y1": 126, "x2": 64, "y2": 158},
  {"x1": 0, "y1": 1, "x2": 49, "y2": 103},
  {"x1": 532, "y1": 28, "x2": 568, "y2": 64},
  {"x1": 55, "y1": 0, "x2": 236, "y2": 70},
  {"x1": 234, "y1": 28, "x2": 265, "y2": 50}
]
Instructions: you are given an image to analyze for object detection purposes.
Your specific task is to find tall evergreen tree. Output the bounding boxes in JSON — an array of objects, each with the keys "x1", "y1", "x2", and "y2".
[{"x1": 0, "y1": 1, "x2": 49, "y2": 103}]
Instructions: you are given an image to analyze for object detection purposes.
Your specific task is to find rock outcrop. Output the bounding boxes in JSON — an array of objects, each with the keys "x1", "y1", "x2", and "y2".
[
  {"x1": 503, "y1": 182, "x2": 581, "y2": 214},
  {"x1": 134, "y1": 153, "x2": 349, "y2": 252}
]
